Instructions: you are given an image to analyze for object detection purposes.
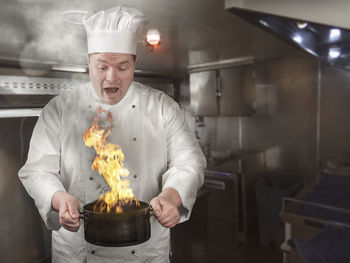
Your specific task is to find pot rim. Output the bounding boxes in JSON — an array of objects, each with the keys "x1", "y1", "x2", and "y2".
[{"x1": 82, "y1": 200, "x2": 151, "y2": 216}]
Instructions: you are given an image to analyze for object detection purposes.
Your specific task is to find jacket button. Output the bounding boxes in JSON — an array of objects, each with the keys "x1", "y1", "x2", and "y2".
[
  {"x1": 133, "y1": 137, "x2": 137, "y2": 141},
  {"x1": 133, "y1": 174, "x2": 137, "y2": 179},
  {"x1": 89, "y1": 177, "x2": 93, "y2": 180},
  {"x1": 91, "y1": 250, "x2": 95, "y2": 254},
  {"x1": 131, "y1": 250, "x2": 135, "y2": 254},
  {"x1": 132, "y1": 105, "x2": 136, "y2": 108}
]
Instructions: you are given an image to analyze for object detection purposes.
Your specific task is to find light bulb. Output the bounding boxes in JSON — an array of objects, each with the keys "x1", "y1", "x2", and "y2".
[{"x1": 146, "y1": 29, "x2": 160, "y2": 46}]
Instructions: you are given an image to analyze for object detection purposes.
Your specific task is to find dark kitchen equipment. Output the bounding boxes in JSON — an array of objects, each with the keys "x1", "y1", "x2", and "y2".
[
  {"x1": 79, "y1": 200, "x2": 153, "y2": 247},
  {"x1": 203, "y1": 167, "x2": 241, "y2": 262}
]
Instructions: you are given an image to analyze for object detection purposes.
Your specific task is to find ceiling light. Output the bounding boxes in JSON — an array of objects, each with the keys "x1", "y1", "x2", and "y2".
[
  {"x1": 146, "y1": 29, "x2": 160, "y2": 46},
  {"x1": 296, "y1": 22, "x2": 308, "y2": 29},
  {"x1": 292, "y1": 34, "x2": 303, "y2": 44},
  {"x1": 329, "y1": 28, "x2": 341, "y2": 42},
  {"x1": 328, "y1": 48, "x2": 341, "y2": 59},
  {"x1": 259, "y1": 19, "x2": 269, "y2": 27}
]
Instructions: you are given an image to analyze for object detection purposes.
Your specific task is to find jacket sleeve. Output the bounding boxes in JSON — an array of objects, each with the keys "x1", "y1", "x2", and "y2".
[
  {"x1": 161, "y1": 95, "x2": 206, "y2": 223},
  {"x1": 18, "y1": 97, "x2": 66, "y2": 230}
]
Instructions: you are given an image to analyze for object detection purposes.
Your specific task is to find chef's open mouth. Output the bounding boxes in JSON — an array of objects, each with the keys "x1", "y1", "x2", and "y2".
[{"x1": 104, "y1": 87, "x2": 120, "y2": 96}]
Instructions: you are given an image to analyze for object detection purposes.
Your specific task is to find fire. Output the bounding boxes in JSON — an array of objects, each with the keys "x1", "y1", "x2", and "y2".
[{"x1": 83, "y1": 107, "x2": 139, "y2": 213}]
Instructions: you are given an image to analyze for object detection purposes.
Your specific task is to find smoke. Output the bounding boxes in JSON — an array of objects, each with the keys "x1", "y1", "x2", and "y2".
[
  {"x1": 0, "y1": 4, "x2": 29, "y2": 57},
  {"x1": 1, "y1": 0, "x2": 146, "y2": 70},
  {"x1": 20, "y1": 3, "x2": 88, "y2": 65},
  {"x1": 0, "y1": 23, "x2": 27, "y2": 56},
  {"x1": 20, "y1": 0, "x2": 144, "y2": 64}
]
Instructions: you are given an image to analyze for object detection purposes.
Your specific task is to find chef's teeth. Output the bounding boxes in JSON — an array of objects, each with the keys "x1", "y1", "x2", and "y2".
[{"x1": 105, "y1": 88, "x2": 118, "y2": 94}]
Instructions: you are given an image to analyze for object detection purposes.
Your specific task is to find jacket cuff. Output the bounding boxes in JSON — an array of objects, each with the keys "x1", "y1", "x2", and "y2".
[
  {"x1": 161, "y1": 182, "x2": 197, "y2": 223},
  {"x1": 38, "y1": 188, "x2": 65, "y2": 231}
]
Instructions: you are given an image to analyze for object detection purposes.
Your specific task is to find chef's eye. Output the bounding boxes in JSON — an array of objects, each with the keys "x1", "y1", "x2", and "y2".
[
  {"x1": 119, "y1": 66, "x2": 128, "y2": 71},
  {"x1": 97, "y1": 64, "x2": 107, "y2": 70}
]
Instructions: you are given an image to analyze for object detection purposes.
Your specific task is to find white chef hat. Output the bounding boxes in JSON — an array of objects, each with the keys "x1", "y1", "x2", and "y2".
[{"x1": 83, "y1": 5, "x2": 148, "y2": 55}]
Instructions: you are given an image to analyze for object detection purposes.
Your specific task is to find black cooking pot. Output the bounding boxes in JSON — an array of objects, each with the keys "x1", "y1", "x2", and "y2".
[{"x1": 79, "y1": 200, "x2": 153, "y2": 247}]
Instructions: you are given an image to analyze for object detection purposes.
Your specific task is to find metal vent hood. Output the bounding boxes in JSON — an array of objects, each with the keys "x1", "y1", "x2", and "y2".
[{"x1": 225, "y1": 0, "x2": 350, "y2": 71}]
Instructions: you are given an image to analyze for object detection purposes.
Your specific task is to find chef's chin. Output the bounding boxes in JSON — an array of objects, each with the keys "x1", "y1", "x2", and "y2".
[
  {"x1": 102, "y1": 96, "x2": 120, "y2": 105},
  {"x1": 100, "y1": 92, "x2": 121, "y2": 105}
]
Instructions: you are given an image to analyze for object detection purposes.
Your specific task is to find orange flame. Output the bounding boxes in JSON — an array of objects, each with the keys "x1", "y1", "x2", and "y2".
[{"x1": 83, "y1": 107, "x2": 139, "y2": 213}]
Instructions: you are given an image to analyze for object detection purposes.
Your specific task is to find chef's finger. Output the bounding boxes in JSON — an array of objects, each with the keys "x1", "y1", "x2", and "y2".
[
  {"x1": 157, "y1": 210, "x2": 171, "y2": 221},
  {"x1": 59, "y1": 209, "x2": 79, "y2": 224},
  {"x1": 63, "y1": 224, "x2": 80, "y2": 232},
  {"x1": 157, "y1": 210, "x2": 180, "y2": 226},
  {"x1": 159, "y1": 217, "x2": 180, "y2": 228},
  {"x1": 61, "y1": 216, "x2": 80, "y2": 225},
  {"x1": 62, "y1": 221, "x2": 80, "y2": 229},
  {"x1": 150, "y1": 198, "x2": 162, "y2": 217},
  {"x1": 67, "y1": 199, "x2": 79, "y2": 220},
  {"x1": 61, "y1": 216, "x2": 80, "y2": 231},
  {"x1": 159, "y1": 213, "x2": 180, "y2": 226},
  {"x1": 162, "y1": 221, "x2": 176, "y2": 228},
  {"x1": 157, "y1": 202, "x2": 178, "y2": 221}
]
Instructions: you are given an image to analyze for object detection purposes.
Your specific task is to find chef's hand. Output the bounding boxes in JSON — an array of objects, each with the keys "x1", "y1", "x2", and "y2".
[
  {"x1": 150, "y1": 188, "x2": 182, "y2": 228},
  {"x1": 52, "y1": 191, "x2": 80, "y2": 232}
]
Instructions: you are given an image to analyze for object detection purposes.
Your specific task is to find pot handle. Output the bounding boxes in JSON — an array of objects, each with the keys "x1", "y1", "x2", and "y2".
[
  {"x1": 78, "y1": 207, "x2": 84, "y2": 220},
  {"x1": 149, "y1": 205, "x2": 154, "y2": 217}
]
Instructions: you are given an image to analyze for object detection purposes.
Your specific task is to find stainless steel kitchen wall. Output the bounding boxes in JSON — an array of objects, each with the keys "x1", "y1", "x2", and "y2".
[
  {"x1": 187, "y1": 32, "x2": 320, "y2": 175},
  {"x1": 319, "y1": 64, "x2": 350, "y2": 164},
  {"x1": 189, "y1": 37, "x2": 350, "y2": 176},
  {"x1": 0, "y1": 117, "x2": 51, "y2": 263},
  {"x1": 237, "y1": 42, "x2": 350, "y2": 174},
  {"x1": 241, "y1": 55, "x2": 318, "y2": 173}
]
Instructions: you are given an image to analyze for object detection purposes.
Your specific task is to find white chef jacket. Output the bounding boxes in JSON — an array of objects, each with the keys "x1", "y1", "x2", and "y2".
[{"x1": 18, "y1": 81, "x2": 206, "y2": 263}]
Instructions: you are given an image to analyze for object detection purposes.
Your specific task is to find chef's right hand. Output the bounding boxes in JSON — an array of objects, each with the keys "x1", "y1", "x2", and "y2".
[{"x1": 52, "y1": 191, "x2": 80, "y2": 232}]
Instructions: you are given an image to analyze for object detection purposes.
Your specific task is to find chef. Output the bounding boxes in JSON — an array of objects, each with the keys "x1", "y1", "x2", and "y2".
[{"x1": 18, "y1": 5, "x2": 206, "y2": 263}]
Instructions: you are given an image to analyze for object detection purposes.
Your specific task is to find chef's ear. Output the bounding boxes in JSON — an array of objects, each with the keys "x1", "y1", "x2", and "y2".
[{"x1": 87, "y1": 54, "x2": 90, "y2": 65}]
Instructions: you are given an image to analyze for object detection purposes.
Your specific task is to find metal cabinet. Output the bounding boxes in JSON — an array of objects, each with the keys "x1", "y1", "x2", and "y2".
[
  {"x1": 189, "y1": 71, "x2": 218, "y2": 116},
  {"x1": 219, "y1": 65, "x2": 255, "y2": 115}
]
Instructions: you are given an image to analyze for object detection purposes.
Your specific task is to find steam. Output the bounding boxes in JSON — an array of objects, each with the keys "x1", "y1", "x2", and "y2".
[
  {"x1": 0, "y1": 24, "x2": 27, "y2": 53},
  {"x1": 0, "y1": 0, "x2": 145, "y2": 71},
  {"x1": 20, "y1": 3, "x2": 88, "y2": 65},
  {"x1": 0, "y1": 4, "x2": 29, "y2": 58},
  {"x1": 20, "y1": 0, "x2": 143, "y2": 65}
]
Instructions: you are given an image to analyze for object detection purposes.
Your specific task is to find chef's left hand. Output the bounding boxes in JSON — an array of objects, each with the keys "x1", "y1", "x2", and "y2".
[{"x1": 150, "y1": 188, "x2": 182, "y2": 228}]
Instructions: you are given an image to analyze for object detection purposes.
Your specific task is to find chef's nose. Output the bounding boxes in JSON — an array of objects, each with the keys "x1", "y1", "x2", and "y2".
[{"x1": 106, "y1": 67, "x2": 120, "y2": 82}]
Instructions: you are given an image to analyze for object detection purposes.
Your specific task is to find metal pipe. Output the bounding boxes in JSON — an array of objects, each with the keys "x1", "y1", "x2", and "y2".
[
  {"x1": 187, "y1": 56, "x2": 254, "y2": 73},
  {"x1": 0, "y1": 108, "x2": 41, "y2": 118},
  {"x1": 51, "y1": 65, "x2": 87, "y2": 73}
]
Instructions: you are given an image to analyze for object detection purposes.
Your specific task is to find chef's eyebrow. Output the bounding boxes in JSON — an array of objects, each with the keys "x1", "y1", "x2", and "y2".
[
  {"x1": 95, "y1": 58, "x2": 108, "y2": 63},
  {"x1": 95, "y1": 58, "x2": 131, "y2": 65}
]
